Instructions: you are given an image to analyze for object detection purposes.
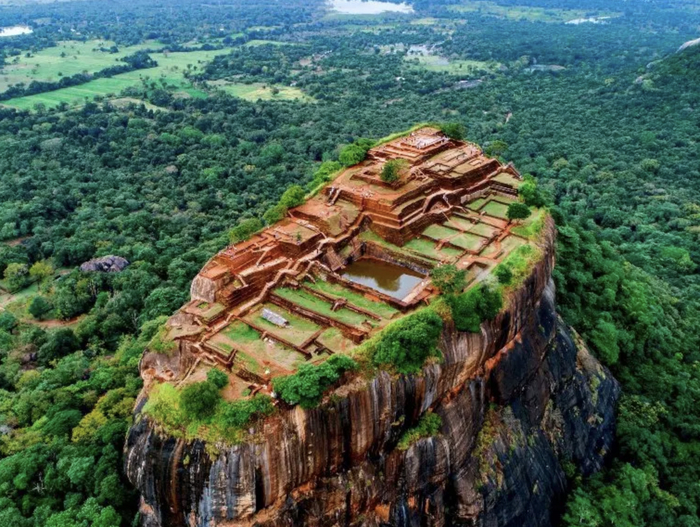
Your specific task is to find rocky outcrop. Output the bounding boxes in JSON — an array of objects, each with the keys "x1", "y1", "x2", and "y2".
[
  {"x1": 124, "y1": 221, "x2": 620, "y2": 527},
  {"x1": 80, "y1": 255, "x2": 129, "y2": 273}
]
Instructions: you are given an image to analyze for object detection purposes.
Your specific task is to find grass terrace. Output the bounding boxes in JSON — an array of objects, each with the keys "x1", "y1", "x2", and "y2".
[
  {"x1": 274, "y1": 287, "x2": 376, "y2": 328},
  {"x1": 305, "y1": 279, "x2": 400, "y2": 319},
  {"x1": 243, "y1": 303, "x2": 321, "y2": 346}
]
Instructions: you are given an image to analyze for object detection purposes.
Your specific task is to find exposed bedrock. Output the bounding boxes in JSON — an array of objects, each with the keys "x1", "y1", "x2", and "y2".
[{"x1": 125, "y1": 223, "x2": 620, "y2": 527}]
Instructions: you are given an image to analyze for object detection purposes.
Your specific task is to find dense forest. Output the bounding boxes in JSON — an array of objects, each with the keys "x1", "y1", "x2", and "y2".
[{"x1": 1, "y1": 0, "x2": 699, "y2": 525}]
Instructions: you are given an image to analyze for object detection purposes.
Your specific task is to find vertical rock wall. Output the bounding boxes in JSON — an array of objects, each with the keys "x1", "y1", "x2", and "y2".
[{"x1": 125, "y1": 221, "x2": 620, "y2": 527}]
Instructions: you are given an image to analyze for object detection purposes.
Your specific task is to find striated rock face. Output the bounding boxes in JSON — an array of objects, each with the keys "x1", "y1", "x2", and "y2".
[{"x1": 125, "y1": 222, "x2": 620, "y2": 527}]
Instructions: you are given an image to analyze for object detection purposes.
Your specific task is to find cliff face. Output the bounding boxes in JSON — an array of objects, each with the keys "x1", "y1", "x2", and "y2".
[{"x1": 124, "y1": 222, "x2": 620, "y2": 527}]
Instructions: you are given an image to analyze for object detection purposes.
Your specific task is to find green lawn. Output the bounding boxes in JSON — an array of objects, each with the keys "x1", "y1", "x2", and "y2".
[
  {"x1": 511, "y1": 208, "x2": 546, "y2": 239},
  {"x1": 212, "y1": 81, "x2": 310, "y2": 102},
  {"x1": 422, "y1": 224, "x2": 460, "y2": 241},
  {"x1": 405, "y1": 238, "x2": 462, "y2": 262},
  {"x1": 244, "y1": 303, "x2": 320, "y2": 346},
  {"x1": 305, "y1": 280, "x2": 399, "y2": 319},
  {"x1": 0, "y1": 39, "x2": 161, "y2": 94},
  {"x1": 449, "y1": 232, "x2": 485, "y2": 251},
  {"x1": 447, "y1": 1, "x2": 620, "y2": 23},
  {"x1": 482, "y1": 201, "x2": 509, "y2": 219},
  {"x1": 467, "y1": 198, "x2": 487, "y2": 211},
  {"x1": 2, "y1": 48, "x2": 229, "y2": 110},
  {"x1": 406, "y1": 54, "x2": 497, "y2": 74},
  {"x1": 274, "y1": 287, "x2": 370, "y2": 327},
  {"x1": 317, "y1": 327, "x2": 355, "y2": 354}
]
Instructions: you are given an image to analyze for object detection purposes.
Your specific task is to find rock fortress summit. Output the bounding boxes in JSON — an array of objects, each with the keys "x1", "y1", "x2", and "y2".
[{"x1": 125, "y1": 127, "x2": 620, "y2": 527}]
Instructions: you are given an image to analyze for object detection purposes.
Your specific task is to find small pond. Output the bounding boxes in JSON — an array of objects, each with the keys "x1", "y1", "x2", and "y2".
[
  {"x1": 341, "y1": 258, "x2": 424, "y2": 300},
  {"x1": 329, "y1": 0, "x2": 414, "y2": 15},
  {"x1": 0, "y1": 25, "x2": 33, "y2": 38}
]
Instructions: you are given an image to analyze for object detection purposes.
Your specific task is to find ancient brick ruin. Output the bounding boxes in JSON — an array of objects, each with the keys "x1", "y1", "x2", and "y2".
[{"x1": 159, "y1": 127, "x2": 528, "y2": 398}]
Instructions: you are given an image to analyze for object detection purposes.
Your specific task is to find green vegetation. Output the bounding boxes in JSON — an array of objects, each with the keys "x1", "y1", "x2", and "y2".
[
  {"x1": 506, "y1": 202, "x2": 532, "y2": 222},
  {"x1": 273, "y1": 354, "x2": 358, "y2": 408},
  {"x1": 397, "y1": 412, "x2": 442, "y2": 450},
  {"x1": 370, "y1": 309, "x2": 443, "y2": 374},
  {"x1": 229, "y1": 218, "x2": 263, "y2": 243},
  {"x1": 1, "y1": 0, "x2": 700, "y2": 524},
  {"x1": 380, "y1": 158, "x2": 407, "y2": 183},
  {"x1": 430, "y1": 264, "x2": 466, "y2": 295},
  {"x1": 407, "y1": 54, "x2": 496, "y2": 74},
  {"x1": 448, "y1": 285, "x2": 503, "y2": 333},
  {"x1": 144, "y1": 380, "x2": 274, "y2": 442},
  {"x1": 214, "y1": 81, "x2": 309, "y2": 101},
  {"x1": 339, "y1": 138, "x2": 374, "y2": 166}
]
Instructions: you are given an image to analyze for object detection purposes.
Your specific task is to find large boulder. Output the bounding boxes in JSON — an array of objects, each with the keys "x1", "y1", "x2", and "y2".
[{"x1": 80, "y1": 255, "x2": 130, "y2": 273}]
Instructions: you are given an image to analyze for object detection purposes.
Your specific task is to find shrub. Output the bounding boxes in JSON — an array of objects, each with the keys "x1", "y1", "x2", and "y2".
[
  {"x1": 431, "y1": 264, "x2": 466, "y2": 295},
  {"x1": 372, "y1": 309, "x2": 443, "y2": 374},
  {"x1": 507, "y1": 202, "x2": 532, "y2": 222},
  {"x1": 439, "y1": 122, "x2": 465, "y2": 140},
  {"x1": 397, "y1": 412, "x2": 442, "y2": 450},
  {"x1": 279, "y1": 185, "x2": 306, "y2": 208},
  {"x1": 306, "y1": 160, "x2": 342, "y2": 191},
  {"x1": 207, "y1": 368, "x2": 229, "y2": 389},
  {"x1": 180, "y1": 381, "x2": 220, "y2": 420},
  {"x1": 449, "y1": 285, "x2": 503, "y2": 333},
  {"x1": 339, "y1": 138, "x2": 374, "y2": 166},
  {"x1": 273, "y1": 354, "x2": 358, "y2": 408},
  {"x1": 263, "y1": 204, "x2": 288, "y2": 225},
  {"x1": 0, "y1": 311, "x2": 18, "y2": 332},
  {"x1": 519, "y1": 175, "x2": 547, "y2": 208},
  {"x1": 220, "y1": 394, "x2": 275, "y2": 428},
  {"x1": 494, "y1": 265, "x2": 513, "y2": 285},
  {"x1": 229, "y1": 218, "x2": 262, "y2": 244}
]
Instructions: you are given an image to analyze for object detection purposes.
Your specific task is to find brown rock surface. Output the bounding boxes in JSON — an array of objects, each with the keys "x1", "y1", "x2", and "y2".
[{"x1": 124, "y1": 220, "x2": 620, "y2": 527}]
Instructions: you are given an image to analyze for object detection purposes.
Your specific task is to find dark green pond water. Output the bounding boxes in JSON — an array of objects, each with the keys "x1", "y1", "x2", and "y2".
[{"x1": 341, "y1": 258, "x2": 424, "y2": 300}]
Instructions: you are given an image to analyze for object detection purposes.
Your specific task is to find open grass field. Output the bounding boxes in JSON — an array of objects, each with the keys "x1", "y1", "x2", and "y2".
[
  {"x1": 447, "y1": 1, "x2": 620, "y2": 23},
  {"x1": 406, "y1": 54, "x2": 496, "y2": 74},
  {"x1": 1, "y1": 48, "x2": 230, "y2": 110},
  {"x1": 212, "y1": 81, "x2": 310, "y2": 102},
  {"x1": 0, "y1": 39, "x2": 160, "y2": 94}
]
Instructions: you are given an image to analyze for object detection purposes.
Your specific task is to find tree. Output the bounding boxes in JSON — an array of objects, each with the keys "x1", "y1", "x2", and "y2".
[
  {"x1": 507, "y1": 202, "x2": 531, "y2": 222},
  {"x1": 279, "y1": 185, "x2": 306, "y2": 208},
  {"x1": 29, "y1": 296, "x2": 53, "y2": 320},
  {"x1": 372, "y1": 309, "x2": 443, "y2": 374},
  {"x1": 207, "y1": 368, "x2": 229, "y2": 389},
  {"x1": 263, "y1": 204, "x2": 287, "y2": 225},
  {"x1": 273, "y1": 354, "x2": 357, "y2": 408},
  {"x1": 29, "y1": 260, "x2": 54, "y2": 283},
  {"x1": 228, "y1": 218, "x2": 263, "y2": 243},
  {"x1": 518, "y1": 176, "x2": 547, "y2": 208},
  {"x1": 180, "y1": 381, "x2": 220, "y2": 420},
  {"x1": 431, "y1": 264, "x2": 466, "y2": 295},
  {"x1": 439, "y1": 122, "x2": 465, "y2": 140},
  {"x1": 38, "y1": 328, "x2": 80, "y2": 365},
  {"x1": 380, "y1": 159, "x2": 407, "y2": 183},
  {"x1": 494, "y1": 265, "x2": 513, "y2": 285},
  {"x1": 4, "y1": 262, "x2": 30, "y2": 292},
  {"x1": 339, "y1": 139, "x2": 373, "y2": 167},
  {"x1": 449, "y1": 285, "x2": 503, "y2": 333}
]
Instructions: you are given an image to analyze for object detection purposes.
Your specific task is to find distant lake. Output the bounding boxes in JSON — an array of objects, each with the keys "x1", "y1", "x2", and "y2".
[
  {"x1": 329, "y1": 0, "x2": 414, "y2": 15},
  {"x1": 0, "y1": 25, "x2": 33, "y2": 37}
]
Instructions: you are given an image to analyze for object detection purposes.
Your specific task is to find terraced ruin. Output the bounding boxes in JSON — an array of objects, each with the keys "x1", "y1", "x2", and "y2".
[{"x1": 154, "y1": 127, "x2": 533, "y2": 398}]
